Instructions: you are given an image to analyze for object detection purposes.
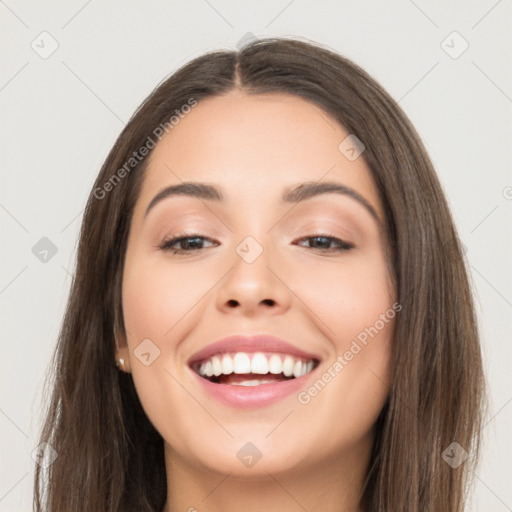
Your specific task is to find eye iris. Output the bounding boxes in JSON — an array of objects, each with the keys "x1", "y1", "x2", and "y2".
[
  {"x1": 182, "y1": 237, "x2": 203, "y2": 250},
  {"x1": 311, "y1": 236, "x2": 331, "y2": 249}
]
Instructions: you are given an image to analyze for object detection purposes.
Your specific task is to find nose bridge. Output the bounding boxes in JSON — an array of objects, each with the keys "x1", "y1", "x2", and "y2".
[{"x1": 214, "y1": 227, "x2": 291, "y2": 315}]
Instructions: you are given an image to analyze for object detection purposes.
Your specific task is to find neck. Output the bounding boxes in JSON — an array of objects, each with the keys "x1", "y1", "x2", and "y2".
[{"x1": 161, "y1": 438, "x2": 371, "y2": 512}]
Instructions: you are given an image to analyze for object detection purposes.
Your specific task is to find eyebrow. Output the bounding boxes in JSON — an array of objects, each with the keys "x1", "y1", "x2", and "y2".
[{"x1": 143, "y1": 181, "x2": 381, "y2": 224}]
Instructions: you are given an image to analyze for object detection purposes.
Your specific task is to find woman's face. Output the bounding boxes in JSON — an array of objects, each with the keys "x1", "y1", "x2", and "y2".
[{"x1": 117, "y1": 90, "x2": 396, "y2": 478}]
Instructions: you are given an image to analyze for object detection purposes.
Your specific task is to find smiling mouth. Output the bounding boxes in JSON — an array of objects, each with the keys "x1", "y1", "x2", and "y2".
[{"x1": 191, "y1": 351, "x2": 319, "y2": 386}]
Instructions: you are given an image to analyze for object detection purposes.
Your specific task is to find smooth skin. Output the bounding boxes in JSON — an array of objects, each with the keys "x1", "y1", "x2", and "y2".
[{"x1": 115, "y1": 90, "x2": 396, "y2": 512}]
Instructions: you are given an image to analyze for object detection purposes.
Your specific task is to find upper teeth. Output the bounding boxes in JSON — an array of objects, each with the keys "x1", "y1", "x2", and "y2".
[{"x1": 196, "y1": 352, "x2": 315, "y2": 379}]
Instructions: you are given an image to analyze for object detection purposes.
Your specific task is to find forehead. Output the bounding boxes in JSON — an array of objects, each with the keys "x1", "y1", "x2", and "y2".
[{"x1": 135, "y1": 90, "x2": 382, "y2": 217}]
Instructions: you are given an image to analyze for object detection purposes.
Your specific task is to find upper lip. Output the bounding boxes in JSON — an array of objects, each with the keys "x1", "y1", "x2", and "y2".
[{"x1": 188, "y1": 334, "x2": 321, "y2": 366}]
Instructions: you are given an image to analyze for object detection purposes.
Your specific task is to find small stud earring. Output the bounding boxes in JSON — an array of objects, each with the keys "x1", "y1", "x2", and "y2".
[{"x1": 116, "y1": 358, "x2": 125, "y2": 368}]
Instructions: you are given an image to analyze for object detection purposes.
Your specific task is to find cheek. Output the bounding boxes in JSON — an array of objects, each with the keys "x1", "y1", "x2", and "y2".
[
  {"x1": 290, "y1": 251, "x2": 394, "y2": 342},
  {"x1": 290, "y1": 250, "x2": 395, "y2": 403},
  {"x1": 120, "y1": 254, "x2": 201, "y2": 427},
  {"x1": 121, "y1": 255, "x2": 210, "y2": 340}
]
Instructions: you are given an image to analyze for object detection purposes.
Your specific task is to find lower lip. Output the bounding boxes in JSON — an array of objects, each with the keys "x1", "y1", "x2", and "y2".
[{"x1": 189, "y1": 366, "x2": 317, "y2": 408}]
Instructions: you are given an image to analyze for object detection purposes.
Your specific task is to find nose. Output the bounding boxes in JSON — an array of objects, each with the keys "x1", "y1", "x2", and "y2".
[{"x1": 215, "y1": 240, "x2": 292, "y2": 317}]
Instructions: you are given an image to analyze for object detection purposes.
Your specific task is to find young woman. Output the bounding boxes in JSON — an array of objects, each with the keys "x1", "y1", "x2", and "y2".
[{"x1": 34, "y1": 37, "x2": 485, "y2": 512}]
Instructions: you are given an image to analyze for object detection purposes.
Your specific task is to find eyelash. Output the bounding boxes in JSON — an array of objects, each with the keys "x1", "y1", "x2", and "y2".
[{"x1": 158, "y1": 232, "x2": 355, "y2": 255}]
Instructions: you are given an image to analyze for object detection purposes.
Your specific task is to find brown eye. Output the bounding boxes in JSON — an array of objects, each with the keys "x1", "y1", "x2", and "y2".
[
  {"x1": 159, "y1": 234, "x2": 218, "y2": 254},
  {"x1": 295, "y1": 235, "x2": 354, "y2": 252}
]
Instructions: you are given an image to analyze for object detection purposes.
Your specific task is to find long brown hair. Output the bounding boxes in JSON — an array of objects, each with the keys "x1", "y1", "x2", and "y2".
[{"x1": 34, "y1": 37, "x2": 485, "y2": 511}]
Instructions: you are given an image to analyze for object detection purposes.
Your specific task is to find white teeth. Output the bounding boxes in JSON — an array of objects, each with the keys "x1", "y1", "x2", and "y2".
[
  {"x1": 268, "y1": 354, "x2": 283, "y2": 374},
  {"x1": 211, "y1": 356, "x2": 222, "y2": 377},
  {"x1": 230, "y1": 379, "x2": 276, "y2": 386},
  {"x1": 221, "y1": 354, "x2": 234, "y2": 375},
  {"x1": 251, "y1": 352, "x2": 268, "y2": 374},
  {"x1": 233, "y1": 353, "x2": 251, "y2": 374},
  {"x1": 197, "y1": 351, "x2": 316, "y2": 379},
  {"x1": 282, "y1": 356, "x2": 295, "y2": 377},
  {"x1": 204, "y1": 360, "x2": 213, "y2": 377},
  {"x1": 292, "y1": 360, "x2": 310, "y2": 378}
]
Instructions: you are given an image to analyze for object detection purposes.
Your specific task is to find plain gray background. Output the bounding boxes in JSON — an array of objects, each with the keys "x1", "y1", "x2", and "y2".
[{"x1": 1, "y1": 1, "x2": 511, "y2": 510}]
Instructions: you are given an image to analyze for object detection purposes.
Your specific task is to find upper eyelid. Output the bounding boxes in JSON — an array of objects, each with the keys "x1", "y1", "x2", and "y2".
[{"x1": 149, "y1": 207, "x2": 364, "y2": 233}]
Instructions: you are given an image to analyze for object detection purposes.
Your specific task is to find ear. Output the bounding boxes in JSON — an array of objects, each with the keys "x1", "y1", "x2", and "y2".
[{"x1": 114, "y1": 328, "x2": 132, "y2": 373}]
